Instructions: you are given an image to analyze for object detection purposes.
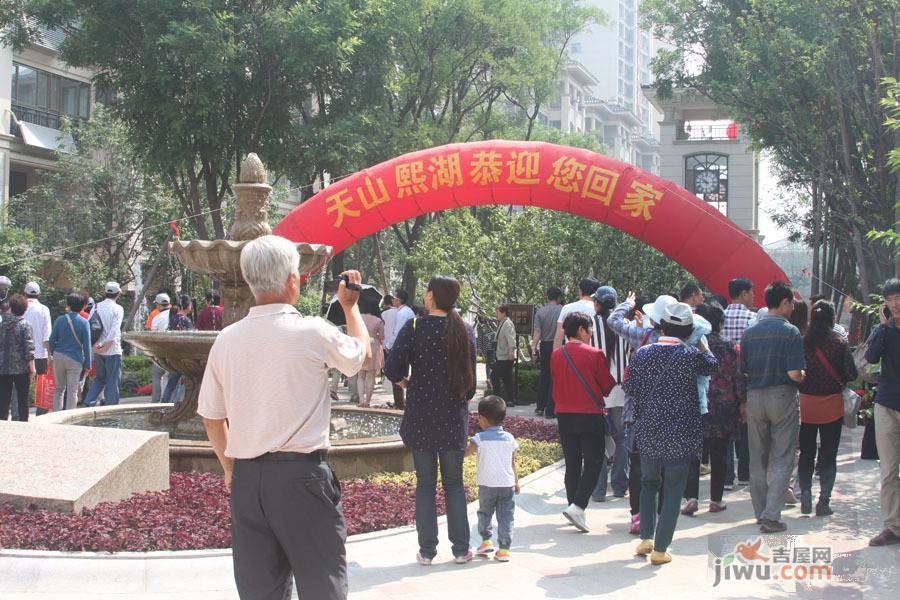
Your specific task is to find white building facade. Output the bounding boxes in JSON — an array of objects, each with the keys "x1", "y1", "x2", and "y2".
[{"x1": 541, "y1": 0, "x2": 661, "y2": 173}]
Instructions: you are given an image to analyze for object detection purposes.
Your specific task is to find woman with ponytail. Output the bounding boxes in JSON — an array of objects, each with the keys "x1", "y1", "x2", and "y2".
[
  {"x1": 384, "y1": 275, "x2": 477, "y2": 565},
  {"x1": 798, "y1": 300, "x2": 857, "y2": 517}
]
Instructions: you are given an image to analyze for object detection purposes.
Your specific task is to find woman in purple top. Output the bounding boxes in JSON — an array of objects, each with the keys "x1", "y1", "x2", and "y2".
[
  {"x1": 384, "y1": 275, "x2": 477, "y2": 565},
  {"x1": 0, "y1": 294, "x2": 36, "y2": 421}
]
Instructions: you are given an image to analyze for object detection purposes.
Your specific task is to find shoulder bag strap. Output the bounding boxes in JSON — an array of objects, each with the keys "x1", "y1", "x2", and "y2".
[
  {"x1": 814, "y1": 346, "x2": 843, "y2": 385},
  {"x1": 561, "y1": 344, "x2": 605, "y2": 412},
  {"x1": 65, "y1": 314, "x2": 86, "y2": 364}
]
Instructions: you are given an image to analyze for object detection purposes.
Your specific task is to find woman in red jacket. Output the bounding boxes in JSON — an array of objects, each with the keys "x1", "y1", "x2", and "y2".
[{"x1": 551, "y1": 312, "x2": 616, "y2": 532}]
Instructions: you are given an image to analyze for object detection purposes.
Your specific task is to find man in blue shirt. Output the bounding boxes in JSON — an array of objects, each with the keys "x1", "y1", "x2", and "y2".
[
  {"x1": 740, "y1": 281, "x2": 806, "y2": 533},
  {"x1": 866, "y1": 278, "x2": 900, "y2": 546}
]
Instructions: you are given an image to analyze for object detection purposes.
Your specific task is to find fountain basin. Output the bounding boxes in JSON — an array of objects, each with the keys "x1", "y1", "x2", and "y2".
[{"x1": 37, "y1": 404, "x2": 412, "y2": 479}]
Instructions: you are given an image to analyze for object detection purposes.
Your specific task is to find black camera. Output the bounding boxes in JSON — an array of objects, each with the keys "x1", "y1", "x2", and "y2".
[{"x1": 340, "y1": 274, "x2": 362, "y2": 292}]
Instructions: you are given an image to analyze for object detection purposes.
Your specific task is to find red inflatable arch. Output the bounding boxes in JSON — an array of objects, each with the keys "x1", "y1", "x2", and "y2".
[{"x1": 274, "y1": 140, "x2": 787, "y2": 298}]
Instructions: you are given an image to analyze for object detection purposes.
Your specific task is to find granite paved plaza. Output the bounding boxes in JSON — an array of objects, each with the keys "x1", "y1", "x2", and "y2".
[{"x1": 4, "y1": 409, "x2": 898, "y2": 599}]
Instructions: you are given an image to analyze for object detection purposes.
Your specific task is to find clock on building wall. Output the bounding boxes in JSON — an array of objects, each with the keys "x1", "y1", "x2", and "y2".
[{"x1": 694, "y1": 170, "x2": 719, "y2": 194}]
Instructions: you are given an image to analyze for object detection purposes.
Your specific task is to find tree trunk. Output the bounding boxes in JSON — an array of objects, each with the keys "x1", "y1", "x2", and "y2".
[
  {"x1": 400, "y1": 260, "x2": 417, "y2": 305},
  {"x1": 372, "y1": 231, "x2": 390, "y2": 294},
  {"x1": 810, "y1": 180, "x2": 821, "y2": 297},
  {"x1": 330, "y1": 252, "x2": 345, "y2": 281},
  {"x1": 124, "y1": 228, "x2": 174, "y2": 330}
]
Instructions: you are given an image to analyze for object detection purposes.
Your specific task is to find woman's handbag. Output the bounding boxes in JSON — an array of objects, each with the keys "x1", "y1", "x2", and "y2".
[{"x1": 814, "y1": 347, "x2": 860, "y2": 429}]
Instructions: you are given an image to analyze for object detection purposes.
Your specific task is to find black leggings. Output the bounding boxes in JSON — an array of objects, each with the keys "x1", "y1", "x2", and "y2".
[
  {"x1": 684, "y1": 437, "x2": 728, "y2": 502},
  {"x1": 798, "y1": 418, "x2": 842, "y2": 502},
  {"x1": 0, "y1": 373, "x2": 31, "y2": 422},
  {"x1": 558, "y1": 413, "x2": 606, "y2": 510}
]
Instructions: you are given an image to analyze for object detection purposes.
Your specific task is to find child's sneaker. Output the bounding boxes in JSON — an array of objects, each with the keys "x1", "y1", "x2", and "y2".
[
  {"x1": 416, "y1": 551, "x2": 433, "y2": 566},
  {"x1": 629, "y1": 514, "x2": 641, "y2": 535},
  {"x1": 494, "y1": 549, "x2": 511, "y2": 562},
  {"x1": 453, "y1": 550, "x2": 474, "y2": 564},
  {"x1": 475, "y1": 540, "x2": 495, "y2": 557}
]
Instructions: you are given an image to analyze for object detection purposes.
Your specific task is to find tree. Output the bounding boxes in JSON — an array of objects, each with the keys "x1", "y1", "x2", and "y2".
[
  {"x1": 3, "y1": 0, "x2": 364, "y2": 240},
  {"x1": 643, "y1": 0, "x2": 898, "y2": 300},
  {"x1": 0, "y1": 226, "x2": 41, "y2": 290},
  {"x1": 408, "y1": 206, "x2": 691, "y2": 315},
  {"x1": 7, "y1": 107, "x2": 177, "y2": 296}
]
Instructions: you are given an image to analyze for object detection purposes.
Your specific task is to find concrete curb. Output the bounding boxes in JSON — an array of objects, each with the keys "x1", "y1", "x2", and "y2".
[{"x1": 0, "y1": 460, "x2": 564, "y2": 594}]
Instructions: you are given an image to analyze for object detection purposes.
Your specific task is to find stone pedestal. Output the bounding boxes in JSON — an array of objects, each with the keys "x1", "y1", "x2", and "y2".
[{"x1": 0, "y1": 421, "x2": 169, "y2": 513}]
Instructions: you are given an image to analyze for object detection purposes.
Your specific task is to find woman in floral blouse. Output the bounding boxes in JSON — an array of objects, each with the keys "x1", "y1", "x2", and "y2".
[
  {"x1": 682, "y1": 304, "x2": 745, "y2": 515},
  {"x1": 0, "y1": 294, "x2": 36, "y2": 421}
]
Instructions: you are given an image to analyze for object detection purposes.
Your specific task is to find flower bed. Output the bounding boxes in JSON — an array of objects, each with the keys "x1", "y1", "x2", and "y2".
[{"x1": 0, "y1": 415, "x2": 561, "y2": 552}]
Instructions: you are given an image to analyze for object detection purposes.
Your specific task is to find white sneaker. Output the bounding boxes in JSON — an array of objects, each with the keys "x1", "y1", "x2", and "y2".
[{"x1": 562, "y1": 504, "x2": 589, "y2": 532}]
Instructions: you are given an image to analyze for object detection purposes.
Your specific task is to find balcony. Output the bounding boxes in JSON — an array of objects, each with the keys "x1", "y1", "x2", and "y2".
[
  {"x1": 676, "y1": 122, "x2": 738, "y2": 141},
  {"x1": 10, "y1": 103, "x2": 86, "y2": 132}
]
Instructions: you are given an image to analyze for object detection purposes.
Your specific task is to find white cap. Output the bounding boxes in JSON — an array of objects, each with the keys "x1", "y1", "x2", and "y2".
[
  {"x1": 105, "y1": 281, "x2": 121, "y2": 294},
  {"x1": 661, "y1": 302, "x2": 694, "y2": 327},
  {"x1": 24, "y1": 281, "x2": 41, "y2": 296},
  {"x1": 0, "y1": 276, "x2": 10, "y2": 287},
  {"x1": 155, "y1": 293, "x2": 171, "y2": 305}
]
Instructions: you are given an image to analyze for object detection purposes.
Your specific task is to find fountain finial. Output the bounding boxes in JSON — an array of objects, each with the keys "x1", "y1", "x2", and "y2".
[{"x1": 240, "y1": 153, "x2": 267, "y2": 184}]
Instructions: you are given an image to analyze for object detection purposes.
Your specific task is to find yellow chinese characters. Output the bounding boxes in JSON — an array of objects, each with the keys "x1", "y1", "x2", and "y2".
[
  {"x1": 469, "y1": 150, "x2": 504, "y2": 185},
  {"x1": 506, "y1": 151, "x2": 540, "y2": 185},
  {"x1": 621, "y1": 180, "x2": 662, "y2": 221},
  {"x1": 325, "y1": 176, "x2": 390, "y2": 228},
  {"x1": 546, "y1": 155, "x2": 587, "y2": 193},
  {"x1": 581, "y1": 166, "x2": 619, "y2": 205},
  {"x1": 396, "y1": 161, "x2": 428, "y2": 198},
  {"x1": 428, "y1": 153, "x2": 464, "y2": 189}
]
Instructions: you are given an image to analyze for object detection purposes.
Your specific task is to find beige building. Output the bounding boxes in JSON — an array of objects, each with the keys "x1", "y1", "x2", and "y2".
[
  {"x1": 644, "y1": 87, "x2": 761, "y2": 240},
  {"x1": 0, "y1": 27, "x2": 94, "y2": 222}
]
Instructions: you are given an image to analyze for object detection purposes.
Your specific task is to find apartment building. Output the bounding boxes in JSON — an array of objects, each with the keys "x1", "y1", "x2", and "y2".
[{"x1": 0, "y1": 26, "x2": 94, "y2": 222}]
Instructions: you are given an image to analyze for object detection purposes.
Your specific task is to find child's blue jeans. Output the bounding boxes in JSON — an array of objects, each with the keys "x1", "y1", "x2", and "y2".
[{"x1": 477, "y1": 485, "x2": 515, "y2": 550}]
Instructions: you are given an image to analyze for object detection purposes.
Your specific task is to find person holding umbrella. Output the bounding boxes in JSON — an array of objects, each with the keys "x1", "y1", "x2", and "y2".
[{"x1": 358, "y1": 303, "x2": 385, "y2": 407}]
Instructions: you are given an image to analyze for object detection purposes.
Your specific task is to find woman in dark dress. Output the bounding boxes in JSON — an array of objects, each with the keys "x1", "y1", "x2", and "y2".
[
  {"x1": 384, "y1": 276, "x2": 477, "y2": 565},
  {"x1": 682, "y1": 304, "x2": 745, "y2": 515}
]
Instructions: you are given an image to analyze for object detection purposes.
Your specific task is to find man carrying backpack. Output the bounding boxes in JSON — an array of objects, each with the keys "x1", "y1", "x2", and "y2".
[{"x1": 84, "y1": 282, "x2": 124, "y2": 407}]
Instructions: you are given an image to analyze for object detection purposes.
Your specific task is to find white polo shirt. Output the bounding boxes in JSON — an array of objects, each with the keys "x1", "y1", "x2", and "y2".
[
  {"x1": 198, "y1": 303, "x2": 366, "y2": 459},
  {"x1": 24, "y1": 299, "x2": 52, "y2": 359}
]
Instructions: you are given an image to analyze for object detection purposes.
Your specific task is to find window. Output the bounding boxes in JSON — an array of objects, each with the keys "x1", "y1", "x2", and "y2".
[
  {"x1": 571, "y1": 42, "x2": 581, "y2": 54},
  {"x1": 10, "y1": 62, "x2": 91, "y2": 129},
  {"x1": 685, "y1": 153, "x2": 728, "y2": 214},
  {"x1": 550, "y1": 120, "x2": 561, "y2": 129}
]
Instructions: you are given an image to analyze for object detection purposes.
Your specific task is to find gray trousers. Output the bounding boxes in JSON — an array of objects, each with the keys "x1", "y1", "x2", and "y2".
[
  {"x1": 52, "y1": 353, "x2": 82, "y2": 411},
  {"x1": 875, "y1": 404, "x2": 900, "y2": 536},
  {"x1": 477, "y1": 485, "x2": 515, "y2": 550},
  {"x1": 747, "y1": 385, "x2": 800, "y2": 522},
  {"x1": 151, "y1": 363, "x2": 167, "y2": 403},
  {"x1": 231, "y1": 454, "x2": 347, "y2": 600}
]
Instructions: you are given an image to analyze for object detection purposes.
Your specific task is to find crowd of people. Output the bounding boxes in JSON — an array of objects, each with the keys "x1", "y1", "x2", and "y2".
[
  {"x1": 3, "y1": 234, "x2": 900, "y2": 599},
  {"x1": 190, "y1": 235, "x2": 899, "y2": 600},
  {"x1": 0, "y1": 276, "x2": 226, "y2": 418}
]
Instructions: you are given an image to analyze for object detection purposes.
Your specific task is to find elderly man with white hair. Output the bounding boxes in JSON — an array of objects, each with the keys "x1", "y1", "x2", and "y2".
[{"x1": 199, "y1": 235, "x2": 369, "y2": 600}]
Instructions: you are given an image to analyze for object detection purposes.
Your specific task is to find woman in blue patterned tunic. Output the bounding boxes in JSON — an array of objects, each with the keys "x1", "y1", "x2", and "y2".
[
  {"x1": 384, "y1": 276, "x2": 477, "y2": 565},
  {"x1": 624, "y1": 302, "x2": 718, "y2": 565}
]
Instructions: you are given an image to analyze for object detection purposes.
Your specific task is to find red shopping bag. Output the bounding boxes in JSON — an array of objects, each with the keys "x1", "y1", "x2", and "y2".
[{"x1": 34, "y1": 370, "x2": 55, "y2": 411}]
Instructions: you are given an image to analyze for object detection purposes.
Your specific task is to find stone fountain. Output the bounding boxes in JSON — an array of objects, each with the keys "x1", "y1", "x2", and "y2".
[
  {"x1": 123, "y1": 154, "x2": 332, "y2": 424},
  {"x1": 38, "y1": 154, "x2": 412, "y2": 479}
]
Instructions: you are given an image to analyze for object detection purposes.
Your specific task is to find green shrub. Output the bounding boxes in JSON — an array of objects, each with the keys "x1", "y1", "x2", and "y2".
[
  {"x1": 515, "y1": 363, "x2": 540, "y2": 405},
  {"x1": 123, "y1": 355, "x2": 152, "y2": 371},
  {"x1": 366, "y1": 440, "x2": 561, "y2": 499}
]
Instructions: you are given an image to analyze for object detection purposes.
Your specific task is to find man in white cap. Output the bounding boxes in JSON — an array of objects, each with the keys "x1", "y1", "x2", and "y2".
[
  {"x1": 150, "y1": 293, "x2": 172, "y2": 402},
  {"x1": 84, "y1": 282, "x2": 124, "y2": 406},
  {"x1": 23, "y1": 282, "x2": 52, "y2": 378}
]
